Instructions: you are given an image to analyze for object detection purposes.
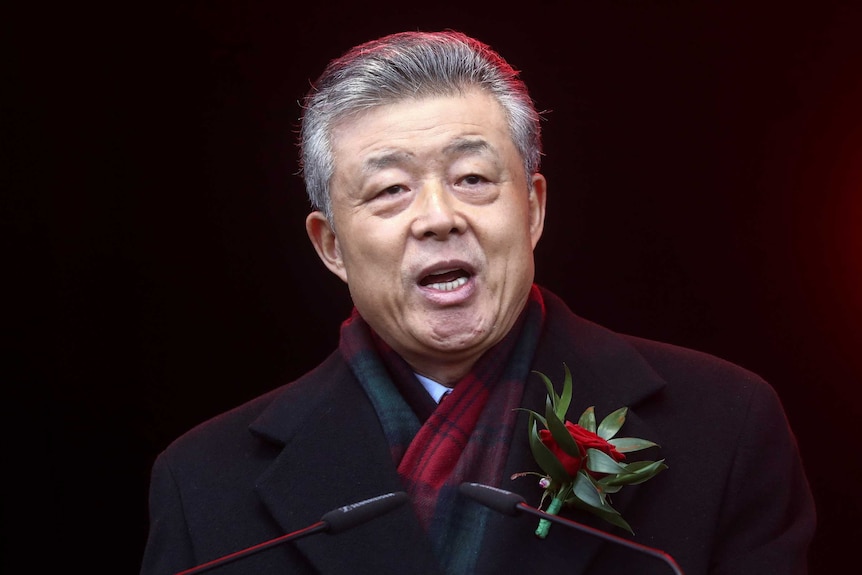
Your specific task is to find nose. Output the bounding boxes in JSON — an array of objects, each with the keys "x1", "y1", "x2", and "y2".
[{"x1": 410, "y1": 181, "x2": 466, "y2": 240}]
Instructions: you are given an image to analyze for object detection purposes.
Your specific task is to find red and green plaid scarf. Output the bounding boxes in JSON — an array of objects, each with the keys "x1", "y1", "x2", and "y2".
[{"x1": 339, "y1": 285, "x2": 546, "y2": 574}]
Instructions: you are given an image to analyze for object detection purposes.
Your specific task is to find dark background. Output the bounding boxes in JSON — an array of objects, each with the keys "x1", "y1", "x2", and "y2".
[{"x1": 7, "y1": 0, "x2": 861, "y2": 572}]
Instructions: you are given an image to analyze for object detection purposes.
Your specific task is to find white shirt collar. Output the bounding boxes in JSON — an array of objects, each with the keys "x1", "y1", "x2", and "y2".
[{"x1": 414, "y1": 373, "x2": 453, "y2": 404}]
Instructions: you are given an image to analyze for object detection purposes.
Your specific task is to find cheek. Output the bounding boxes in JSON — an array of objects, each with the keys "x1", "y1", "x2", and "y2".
[
  {"x1": 488, "y1": 216, "x2": 535, "y2": 264},
  {"x1": 341, "y1": 230, "x2": 400, "y2": 279}
]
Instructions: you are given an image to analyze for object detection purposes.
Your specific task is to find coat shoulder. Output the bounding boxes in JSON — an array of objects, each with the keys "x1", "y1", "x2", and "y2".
[
  {"x1": 159, "y1": 350, "x2": 351, "y2": 469},
  {"x1": 539, "y1": 285, "x2": 773, "y2": 400}
]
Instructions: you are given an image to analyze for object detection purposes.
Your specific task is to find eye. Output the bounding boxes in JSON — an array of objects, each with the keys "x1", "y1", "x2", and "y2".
[
  {"x1": 377, "y1": 184, "x2": 407, "y2": 197},
  {"x1": 459, "y1": 174, "x2": 488, "y2": 186},
  {"x1": 451, "y1": 171, "x2": 499, "y2": 205}
]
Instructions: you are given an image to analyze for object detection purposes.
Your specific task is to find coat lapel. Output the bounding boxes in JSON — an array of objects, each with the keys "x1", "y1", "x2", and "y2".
[
  {"x1": 249, "y1": 353, "x2": 442, "y2": 575},
  {"x1": 475, "y1": 288, "x2": 667, "y2": 575}
]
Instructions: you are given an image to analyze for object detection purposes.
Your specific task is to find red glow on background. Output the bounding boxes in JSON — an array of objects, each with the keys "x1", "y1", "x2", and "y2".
[
  {"x1": 833, "y1": 152, "x2": 862, "y2": 333},
  {"x1": 805, "y1": 121, "x2": 862, "y2": 406}
]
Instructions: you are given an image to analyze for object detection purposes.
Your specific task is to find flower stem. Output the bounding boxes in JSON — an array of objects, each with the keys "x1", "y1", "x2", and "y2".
[{"x1": 535, "y1": 495, "x2": 563, "y2": 538}]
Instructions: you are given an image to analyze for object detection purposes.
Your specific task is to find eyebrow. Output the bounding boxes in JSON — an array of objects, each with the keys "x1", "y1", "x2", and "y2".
[
  {"x1": 361, "y1": 151, "x2": 414, "y2": 174},
  {"x1": 441, "y1": 137, "x2": 495, "y2": 158},
  {"x1": 360, "y1": 138, "x2": 497, "y2": 174}
]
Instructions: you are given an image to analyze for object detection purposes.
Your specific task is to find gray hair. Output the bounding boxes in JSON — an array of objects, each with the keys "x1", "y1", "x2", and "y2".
[{"x1": 298, "y1": 30, "x2": 543, "y2": 221}]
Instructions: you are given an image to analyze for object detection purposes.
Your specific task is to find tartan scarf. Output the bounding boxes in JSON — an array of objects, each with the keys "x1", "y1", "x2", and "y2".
[{"x1": 339, "y1": 285, "x2": 546, "y2": 575}]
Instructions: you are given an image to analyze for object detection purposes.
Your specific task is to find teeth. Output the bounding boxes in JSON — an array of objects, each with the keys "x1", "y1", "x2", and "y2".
[{"x1": 426, "y1": 276, "x2": 468, "y2": 291}]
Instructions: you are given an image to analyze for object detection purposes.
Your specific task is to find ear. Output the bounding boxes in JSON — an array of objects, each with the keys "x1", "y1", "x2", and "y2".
[
  {"x1": 528, "y1": 172, "x2": 547, "y2": 249},
  {"x1": 306, "y1": 211, "x2": 349, "y2": 283}
]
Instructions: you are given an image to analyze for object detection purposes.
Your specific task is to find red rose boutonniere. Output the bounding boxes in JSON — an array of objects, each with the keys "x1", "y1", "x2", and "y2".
[{"x1": 513, "y1": 364, "x2": 667, "y2": 537}]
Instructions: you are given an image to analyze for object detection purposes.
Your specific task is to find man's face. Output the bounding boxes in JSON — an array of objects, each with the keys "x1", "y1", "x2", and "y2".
[{"x1": 306, "y1": 90, "x2": 546, "y2": 382}]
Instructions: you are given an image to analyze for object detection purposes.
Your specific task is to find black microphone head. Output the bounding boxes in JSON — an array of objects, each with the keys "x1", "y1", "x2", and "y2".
[
  {"x1": 320, "y1": 491, "x2": 408, "y2": 534},
  {"x1": 459, "y1": 483, "x2": 525, "y2": 517}
]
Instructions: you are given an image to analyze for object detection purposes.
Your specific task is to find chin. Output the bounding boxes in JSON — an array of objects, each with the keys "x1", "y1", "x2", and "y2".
[{"x1": 423, "y1": 322, "x2": 498, "y2": 354}]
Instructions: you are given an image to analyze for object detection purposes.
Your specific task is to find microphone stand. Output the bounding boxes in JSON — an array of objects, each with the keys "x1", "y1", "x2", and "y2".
[
  {"x1": 514, "y1": 502, "x2": 684, "y2": 575},
  {"x1": 172, "y1": 491, "x2": 408, "y2": 575},
  {"x1": 174, "y1": 522, "x2": 327, "y2": 575},
  {"x1": 459, "y1": 482, "x2": 684, "y2": 575}
]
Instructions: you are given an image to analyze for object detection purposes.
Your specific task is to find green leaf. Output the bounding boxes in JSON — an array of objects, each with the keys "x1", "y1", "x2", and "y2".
[
  {"x1": 528, "y1": 416, "x2": 572, "y2": 484},
  {"x1": 599, "y1": 511, "x2": 634, "y2": 534},
  {"x1": 585, "y1": 448, "x2": 627, "y2": 474},
  {"x1": 569, "y1": 496, "x2": 634, "y2": 534},
  {"x1": 608, "y1": 437, "x2": 659, "y2": 453},
  {"x1": 578, "y1": 406, "x2": 596, "y2": 433},
  {"x1": 618, "y1": 460, "x2": 657, "y2": 473},
  {"x1": 532, "y1": 371, "x2": 558, "y2": 408},
  {"x1": 598, "y1": 482, "x2": 623, "y2": 494},
  {"x1": 602, "y1": 459, "x2": 668, "y2": 486},
  {"x1": 623, "y1": 460, "x2": 668, "y2": 485},
  {"x1": 514, "y1": 407, "x2": 547, "y2": 428},
  {"x1": 556, "y1": 363, "x2": 573, "y2": 420},
  {"x1": 545, "y1": 396, "x2": 555, "y2": 422},
  {"x1": 596, "y1": 407, "x2": 628, "y2": 440},
  {"x1": 574, "y1": 472, "x2": 636, "y2": 533},
  {"x1": 545, "y1": 401, "x2": 581, "y2": 458},
  {"x1": 571, "y1": 470, "x2": 609, "y2": 510}
]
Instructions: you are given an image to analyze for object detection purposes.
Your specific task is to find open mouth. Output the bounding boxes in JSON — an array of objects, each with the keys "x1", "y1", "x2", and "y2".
[{"x1": 419, "y1": 269, "x2": 471, "y2": 292}]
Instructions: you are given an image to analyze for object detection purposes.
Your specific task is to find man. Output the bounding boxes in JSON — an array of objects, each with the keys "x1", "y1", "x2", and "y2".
[{"x1": 141, "y1": 31, "x2": 815, "y2": 575}]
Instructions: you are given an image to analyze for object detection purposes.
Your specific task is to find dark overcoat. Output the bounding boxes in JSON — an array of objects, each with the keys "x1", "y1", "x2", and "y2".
[{"x1": 141, "y1": 287, "x2": 815, "y2": 575}]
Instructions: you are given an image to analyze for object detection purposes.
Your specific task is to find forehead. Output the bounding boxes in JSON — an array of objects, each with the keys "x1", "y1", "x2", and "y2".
[{"x1": 329, "y1": 91, "x2": 518, "y2": 170}]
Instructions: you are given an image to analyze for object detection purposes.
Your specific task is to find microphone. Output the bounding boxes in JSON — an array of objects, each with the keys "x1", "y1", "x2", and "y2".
[
  {"x1": 459, "y1": 483, "x2": 685, "y2": 575},
  {"x1": 174, "y1": 491, "x2": 409, "y2": 575}
]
